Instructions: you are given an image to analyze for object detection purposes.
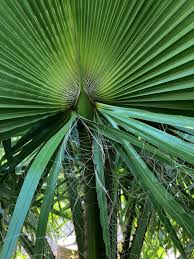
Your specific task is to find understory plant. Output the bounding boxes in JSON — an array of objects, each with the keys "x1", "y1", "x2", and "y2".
[{"x1": 0, "y1": 0, "x2": 194, "y2": 258}]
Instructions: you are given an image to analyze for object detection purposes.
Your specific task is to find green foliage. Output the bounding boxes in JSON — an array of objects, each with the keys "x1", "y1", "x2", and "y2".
[{"x1": 0, "y1": 0, "x2": 194, "y2": 258}]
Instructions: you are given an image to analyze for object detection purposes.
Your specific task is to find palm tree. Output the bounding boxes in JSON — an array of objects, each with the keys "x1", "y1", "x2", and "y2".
[{"x1": 0, "y1": 0, "x2": 194, "y2": 258}]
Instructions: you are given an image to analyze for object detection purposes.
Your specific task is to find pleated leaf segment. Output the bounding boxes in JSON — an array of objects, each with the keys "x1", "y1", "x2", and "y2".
[{"x1": 0, "y1": 0, "x2": 194, "y2": 259}]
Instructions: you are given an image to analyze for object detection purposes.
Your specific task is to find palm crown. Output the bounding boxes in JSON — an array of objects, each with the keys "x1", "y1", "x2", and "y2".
[{"x1": 0, "y1": 1, "x2": 194, "y2": 259}]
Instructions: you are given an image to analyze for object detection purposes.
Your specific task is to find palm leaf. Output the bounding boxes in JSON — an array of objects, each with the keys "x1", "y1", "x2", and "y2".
[
  {"x1": 98, "y1": 103, "x2": 194, "y2": 130},
  {"x1": 87, "y1": 120, "x2": 194, "y2": 237},
  {"x1": 34, "y1": 144, "x2": 65, "y2": 259},
  {"x1": 128, "y1": 199, "x2": 152, "y2": 259},
  {"x1": 93, "y1": 134, "x2": 111, "y2": 259},
  {"x1": 100, "y1": 111, "x2": 194, "y2": 164},
  {"x1": 155, "y1": 206, "x2": 187, "y2": 258},
  {"x1": 0, "y1": 0, "x2": 194, "y2": 258},
  {"x1": 117, "y1": 144, "x2": 194, "y2": 238},
  {"x1": 0, "y1": 114, "x2": 76, "y2": 259}
]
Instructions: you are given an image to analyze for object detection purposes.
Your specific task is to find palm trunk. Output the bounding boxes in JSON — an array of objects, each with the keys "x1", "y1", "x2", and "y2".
[
  {"x1": 78, "y1": 121, "x2": 107, "y2": 259},
  {"x1": 77, "y1": 89, "x2": 107, "y2": 258}
]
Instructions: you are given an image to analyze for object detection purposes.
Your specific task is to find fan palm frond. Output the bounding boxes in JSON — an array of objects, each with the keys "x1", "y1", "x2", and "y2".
[{"x1": 0, "y1": 1, "x2": 194, "y2": 258}]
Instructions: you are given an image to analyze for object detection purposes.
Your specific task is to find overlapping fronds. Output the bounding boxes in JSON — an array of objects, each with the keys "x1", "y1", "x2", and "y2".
[
  {"x1": 0, "y1": 0, "x2": 194, "y2": 258},
  {"x1": 0, "y1": 0, "x2": 193, "y2": 120}
]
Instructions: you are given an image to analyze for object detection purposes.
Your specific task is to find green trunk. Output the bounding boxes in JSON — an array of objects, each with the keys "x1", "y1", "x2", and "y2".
[{"x1": 76, "y1": 89, "x2": 107, "y2": 259}]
